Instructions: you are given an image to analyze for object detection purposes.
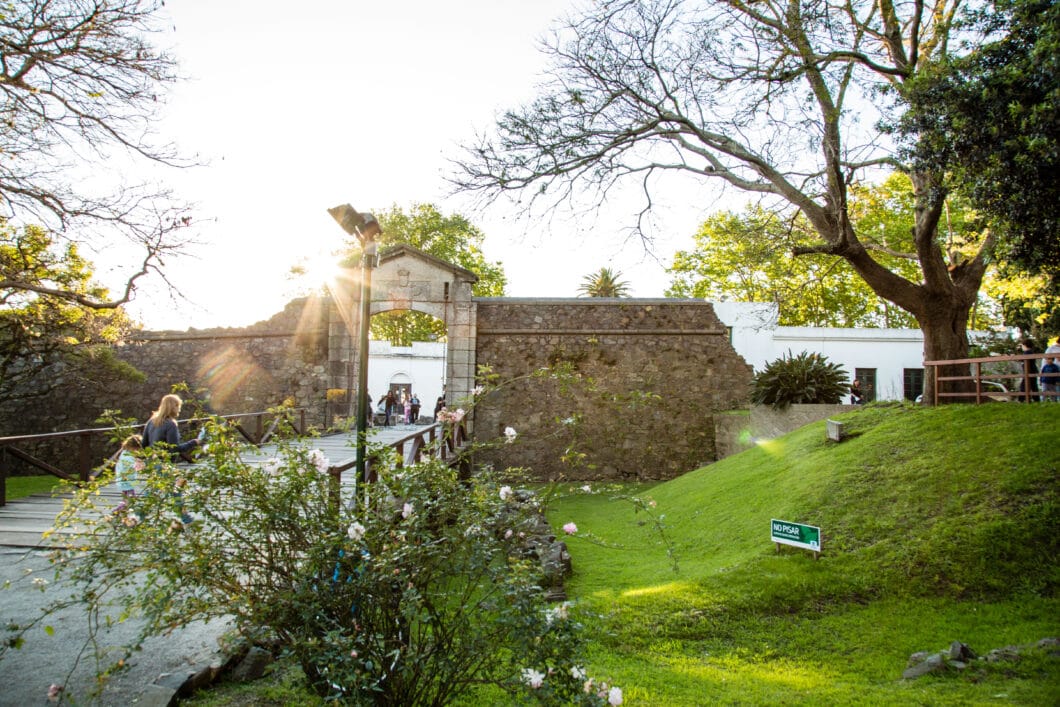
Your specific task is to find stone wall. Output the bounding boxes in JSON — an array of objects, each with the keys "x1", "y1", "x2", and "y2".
[
  {"x1": 472, "y1": 299, "x2": 753, "y2": 481},
  {"x1": 0, "y1": 298, "x2": 330, "y2": 475}
]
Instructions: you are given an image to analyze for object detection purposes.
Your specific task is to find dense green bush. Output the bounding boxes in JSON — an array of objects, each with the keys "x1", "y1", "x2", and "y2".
[
  {"x1": 750, "y1": 351, "x2": 849, "y2": 409},
  {"x1": 19, "y1": 415, "x2": 621, "y2": 705}
]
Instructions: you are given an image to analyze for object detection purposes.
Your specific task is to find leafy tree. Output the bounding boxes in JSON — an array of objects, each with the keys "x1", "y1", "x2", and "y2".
[
  {"x1": 0, "y1": 0, "x2": 193, "y2": 310},
  {"x1": 897, "y1": 0, "x2": 1060, "y2": 344},
  {"x1": 667, "y1": 203, "x2": 918, "y2": 328},
  {"x1": 668, "y1": 174, "x2": 1005, "y2": 329},
  {"x1": 0, "y1": 220, "x2": 143, "y2": 404},
  {"x1": 985, "y1": 267, "x2": 1060, "y2": 345},
  {"x1": 453, "y1": 0, "x2": 1035, "y2": 400},
  {"x1": 342, "y1": 204, "x2": 506, "y2": 345},
  {"x1": 897, "y1": 0, "x2": 1060, "y2": 282},
  {"x1": 577, "y1": 267, "x2": 630, "y2": 297}
]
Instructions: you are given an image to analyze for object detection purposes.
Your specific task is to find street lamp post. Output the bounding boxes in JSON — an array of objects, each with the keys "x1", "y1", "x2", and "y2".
[{"x1": 328, "y1": 204, "x2": 381, "y2": 488}]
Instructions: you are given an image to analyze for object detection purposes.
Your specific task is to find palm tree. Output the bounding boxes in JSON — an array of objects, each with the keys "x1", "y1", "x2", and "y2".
[{"x1": 577, "y1": 267, "x2": 631, "y2": 297}]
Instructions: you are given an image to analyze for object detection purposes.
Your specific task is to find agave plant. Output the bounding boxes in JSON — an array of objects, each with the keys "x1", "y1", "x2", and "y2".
[{"x1": 751, "y1": 351, "x2": 849, "y2": 409}]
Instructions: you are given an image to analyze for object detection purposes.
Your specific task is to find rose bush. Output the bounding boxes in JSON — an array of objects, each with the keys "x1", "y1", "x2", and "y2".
[{"x1": 26, "y1": 411, "x2": 617, "y2": 705}]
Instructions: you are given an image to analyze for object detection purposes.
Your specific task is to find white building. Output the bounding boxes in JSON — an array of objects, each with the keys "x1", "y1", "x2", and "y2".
[
  {"x1": 713, "y1": 302, "x2": 928, "y2": 402},
  {"x1": 367, "y1": 340, "x2": 446, "y2": 418}
]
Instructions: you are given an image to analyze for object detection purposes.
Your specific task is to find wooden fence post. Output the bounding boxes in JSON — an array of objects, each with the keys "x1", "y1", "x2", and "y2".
[{"x1": 78, "y1": 432, "x2": 91, "y2": 483}]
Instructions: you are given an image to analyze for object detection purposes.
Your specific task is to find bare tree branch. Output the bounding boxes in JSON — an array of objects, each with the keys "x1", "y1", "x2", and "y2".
[
  {"x1": 0, "y1": 0, "x2": 194, "y2": 237},
  {"x1": 452, "y1": 0, "x2": 994, "y2": 394}
]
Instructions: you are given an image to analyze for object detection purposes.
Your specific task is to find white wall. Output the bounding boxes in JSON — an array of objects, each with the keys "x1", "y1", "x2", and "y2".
[
  {"x1": 712, "y1": 302, "x2": 926, "y2": 401},
  {"x1": 367, "y1": 340, "x2": 446, "y2": 416}
]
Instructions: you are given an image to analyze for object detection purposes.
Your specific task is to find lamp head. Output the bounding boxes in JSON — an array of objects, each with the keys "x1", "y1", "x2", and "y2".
[{"x1": 328, "y1": 204, "x2": 382, "y2": 241}]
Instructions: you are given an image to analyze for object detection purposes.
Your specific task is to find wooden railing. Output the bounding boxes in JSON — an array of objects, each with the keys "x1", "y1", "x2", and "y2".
[
  {"x1": 327, "y1": 420, "x2": 470, "y2": 479},
  {"x1": 923, "y1": 353, "x2": 1058, "y2": 405},
  {"x1": 0, "y1": 408, "x2": 307, "y2": 506}
]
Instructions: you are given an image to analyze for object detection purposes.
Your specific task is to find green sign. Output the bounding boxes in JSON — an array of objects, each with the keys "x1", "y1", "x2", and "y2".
[{"x1": 770, "y1": 519, "x2": 822, "y2": 552}]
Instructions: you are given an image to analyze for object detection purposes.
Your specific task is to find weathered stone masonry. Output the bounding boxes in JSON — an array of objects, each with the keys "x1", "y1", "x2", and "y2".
[{"x1": 472, "y1": 299, "x2": 753, "y2": 482}]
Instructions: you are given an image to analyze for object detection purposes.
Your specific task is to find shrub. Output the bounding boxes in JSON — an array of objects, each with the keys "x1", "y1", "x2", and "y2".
[
  {"x1": 26, "y1": 416, "x2": 619, "y2": 705},
  {"x1": 750, "y1": 351, "x2": 849, "y2": 409}
]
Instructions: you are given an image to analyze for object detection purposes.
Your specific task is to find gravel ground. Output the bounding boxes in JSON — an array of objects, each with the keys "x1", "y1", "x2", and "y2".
[{"x1": 0, "y1": 547, "x2": 230, "y2": 706}]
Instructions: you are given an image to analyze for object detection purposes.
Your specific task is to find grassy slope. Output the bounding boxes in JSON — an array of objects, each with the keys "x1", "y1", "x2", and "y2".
[
  {"x1": 3, "y1": 475, "x2": 64, "y2": 501},
  {"x1": 548, "y1": 404, "x2": 1060, "y2": 705}
]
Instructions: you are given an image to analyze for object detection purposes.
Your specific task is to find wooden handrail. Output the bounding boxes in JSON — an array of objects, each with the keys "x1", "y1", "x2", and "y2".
[
  {"x1": 0, "y1": 408, "x2": 308, "y2": 506},
  {"x1": 327, "y1": 421, "x2": 469, "y2": 476},
  {"x1": 327, "y1": 421, "x2": 471, "y2": 509},
  {"x1": 924, "y1": 353, "x2": 1057, "y2": 405}
]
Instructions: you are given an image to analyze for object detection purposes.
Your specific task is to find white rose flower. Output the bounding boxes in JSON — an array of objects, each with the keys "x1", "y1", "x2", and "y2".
[
  {"x1": 347, "y1": 522, "x2": 366, "y2": 541},
  {"x1": 521, "y1": 668, "x2": 545, "y2": 689}
]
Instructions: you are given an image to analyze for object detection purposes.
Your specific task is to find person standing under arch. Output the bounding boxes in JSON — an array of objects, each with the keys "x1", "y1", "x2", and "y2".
[
  {"x1": 410, "y1": 393, "x2": 421, "y2": 424},
  {"x1": 384, "y1": 390, "x2": 396, "y2": 427}
]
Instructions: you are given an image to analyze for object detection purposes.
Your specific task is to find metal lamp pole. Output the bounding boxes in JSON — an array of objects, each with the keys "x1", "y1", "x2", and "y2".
[{"x1": 328, "y1": 204, "x2": 382, "y2": 487}]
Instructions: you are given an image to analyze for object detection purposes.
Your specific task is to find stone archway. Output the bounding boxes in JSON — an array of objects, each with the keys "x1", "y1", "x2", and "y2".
[{"x1": 327, "y1": 245, "x2": 478, "y2": 420}]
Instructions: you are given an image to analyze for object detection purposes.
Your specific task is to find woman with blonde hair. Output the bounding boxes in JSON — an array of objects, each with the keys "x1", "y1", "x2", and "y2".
[
  {"x1": 142, "y1": 393, "x2": 200, "y2": 524},
  {"x1": 143, "y1": 394, "x2": 200, "y2": 459}
]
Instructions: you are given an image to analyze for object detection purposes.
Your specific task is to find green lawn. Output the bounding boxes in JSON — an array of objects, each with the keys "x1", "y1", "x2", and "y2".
[
  {"x1": 189, "y1": 403, "x2": 1060, "y2": 705},
  {"x1": 543, "y1": 403, "x2": 1060, "y2": 705},
  {"x1": 3, "y1": 474, "x2": 64, "y2": 501}
]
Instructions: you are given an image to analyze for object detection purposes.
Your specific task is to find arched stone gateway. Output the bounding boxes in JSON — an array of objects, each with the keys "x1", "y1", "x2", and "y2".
[
  {"x1": 327, "y1": 245, "x2": 479, "y2": 421},
  {"x1": 328, "y1": 246, "x2": 754, "y2": 481}
]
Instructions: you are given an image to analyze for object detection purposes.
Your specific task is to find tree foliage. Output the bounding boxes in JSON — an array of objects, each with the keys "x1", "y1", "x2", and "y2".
[
  {"x1": 896, "y1": 0, "x2": 1060, "y2": 344},
  {"x1": 668, "y1": 174, "x2": 1006, "y2": 329},
  {"x1": 453, "y1": 0, "x2": 1043, "y2": 399},
  {"x1": 0, "y1": 0, "x2": 193, "y2": 309},
  {"x1": 342, "y1": 204, "x2": 506, "y2": 345},
  {"x1": 897, "y1": 0, "x2": 1060, "y2": 281},
  {"x1": 577, "y1": 267, "x2": 631, "y2": 297},
  {"x1": 666, "y1": 202, "x2": 918, "y2": 328},
  {"x1": 0, "y1": 220, "x2": 142, "y2": 404}
]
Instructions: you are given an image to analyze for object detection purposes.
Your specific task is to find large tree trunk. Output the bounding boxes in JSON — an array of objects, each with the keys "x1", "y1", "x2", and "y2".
[
  {"x1": 857, "y1": 268, "x2": 980, "y2": 405},
  {"x1": 833, "y1": 172, "x2": 986, "y2": 405},
  {"x1": 918, "y1": 301, "x2": 974, "y2": 404}
]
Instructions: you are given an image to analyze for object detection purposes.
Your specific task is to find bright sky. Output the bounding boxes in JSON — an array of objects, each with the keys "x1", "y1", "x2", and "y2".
[{"x1": 118, "y1": 0, "x2": 727, "y2": 331}]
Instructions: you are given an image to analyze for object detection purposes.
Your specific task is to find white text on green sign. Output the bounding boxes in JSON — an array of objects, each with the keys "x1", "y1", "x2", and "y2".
[{"x1": 771, "y1": 519, "x2": 821, "y2": 552}]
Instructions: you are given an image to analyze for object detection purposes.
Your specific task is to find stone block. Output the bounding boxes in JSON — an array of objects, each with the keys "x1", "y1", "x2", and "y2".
[
  {"x1": 136, "y1": 683, "x2": 179, "y2": 707},
  {"x1": 230, "y1": 646, "x2": 274, "y2": 682},
  {"x1": 902, "y1": 653, "x2": 945, "y2": 679}
]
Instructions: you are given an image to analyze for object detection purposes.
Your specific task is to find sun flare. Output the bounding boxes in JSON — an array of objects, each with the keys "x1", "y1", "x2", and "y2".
[{"x1": 293, "y1": 251, "x2": 343, "y2": 290}]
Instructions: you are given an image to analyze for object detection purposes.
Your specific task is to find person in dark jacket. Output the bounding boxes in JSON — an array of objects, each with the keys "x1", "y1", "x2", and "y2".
[
  {"x1": 410, "y1": 394, "x2": 421, "y2": 424},
  {"x1": 143, "y1": 394, "x2": 200, "y2": 459},
  {"x1": 1039, "y1": 357, "x2": 1058, "y2": 402},
  {"x1": 384, "y1": 390, "x2": 397, "y2": 427},
  {"x1": 1018, "y1": 339, "x2": 1040, "y2": 402},
  {"x1": 849, "y1": 379, "x2": 865, "y2": 405},
  {"x1": 142, "y1": 393, "x2": 199, "y2": 524}
]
